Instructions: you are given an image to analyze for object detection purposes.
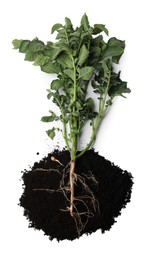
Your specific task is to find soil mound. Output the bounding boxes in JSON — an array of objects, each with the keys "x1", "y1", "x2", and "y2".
[{"x1": 20, "y1": 149, "x2": 133, "y2": 241}]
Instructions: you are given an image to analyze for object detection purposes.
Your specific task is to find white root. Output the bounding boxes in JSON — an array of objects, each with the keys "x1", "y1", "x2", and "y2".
[
  {"x1": 32, "y1": 162, "x2": 100, "y2": 237},
  {"x1": 69, "y1": 160, "x2": 75, "y2": 217}
]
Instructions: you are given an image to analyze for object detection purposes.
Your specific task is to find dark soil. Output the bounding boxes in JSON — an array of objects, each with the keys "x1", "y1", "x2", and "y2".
[{"x1": 20, "y1": 149, "x2": 133, "y2": 241}]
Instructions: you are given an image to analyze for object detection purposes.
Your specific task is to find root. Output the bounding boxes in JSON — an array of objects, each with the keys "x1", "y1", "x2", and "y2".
[
  {"x1": 61, "y1": 161, "x2": 100, "y2": 236},
  {"x1": 33, "y1": 161, "x2": 99, "y2": 237},
  {"x1": 32, "y1": 168, "x2": 61, "y2": 175},
  {"x1": 69, "y1": 160, "x2": 75, "y2": 217}
]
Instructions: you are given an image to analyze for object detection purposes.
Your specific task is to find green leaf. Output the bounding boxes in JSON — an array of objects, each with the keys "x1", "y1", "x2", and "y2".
[
  {"x1": 108, "y1": 81, "x2": 131, "y2": 98},
  {"x1": 54, "y1": 43, "x2": 70, "y2": 54},
  {"x1": 103, "y1": 37, "x2": 125, "y2": 62},
  {"x1": 78, "y1": 45, "x2": 89, "y2": 66},
  {"x1": 12, "y1": 39, "x2": 23, "y2": 49},
  {"x1": 57, "y1": 53, "x2": 73, "y2": 69},
  {"x1": 103, "y1": 46, "x2": 124, "y2": 59},
  {"x1": 46, "y1": 89, "x2": 54, "y2": 100},
  {"x1": 90, "y1": 47, "x2": 101, "y2": 57},
  {"x1": 108, "y1": 37, "x2": 125, "y2": 48},
  {"x1": 19, "y1": 40, "x2": 30, "y2": 53},
  {"x1": 93, "y1": 24, "x2": 109, "y2": 36},
  {"x1": 46, "y1": 128, "x2": 55, "y2": 139},
  {"x1": 56, "y1": 29, "x2": 66, "y2": 40},
  {"x1": 75, "y1": 101, "x2": 82, "y2": 110},
  {"x1": 102, "y1": 60, "x2": 110, "y2": 76},
  {"x1": 47, "y1": 47, "x2": 61, "y2": 60},
  {"x1": 44, "y1": 49, "x2": 53, "y2": 57},
  {"x1": 51, "y1": 23, "x2": 63, "y2": 34},
  {"x1": 33, "y1": 54, "x2": 50, "y2": 66},
  {"x1": 25, "y1": 51, "x2": 39, "y2": 61},
  {"x1": 91, "y1": 35, "x2": 103, "y2": 47},
  {"x1": 27, "y1": 39, "x2": 45, "y2": 52},
  {"x1": 44, "y1": 43, "x2": 70, "y2": 60},
  {"x1": 65, "y1": 17, "x2": 73, "y2": 30},
  {"x1": 81, "y1": 13, "x2": 90, "y2": 32},
  {"x1": 41, "y1": 111, "x2": 58, "y2": 122},
  {"x1": 51, "y1": 79, "x2": 62, "y2": 90},
  {"x1": 106, "y1": 99, "x2": 113, "y2": 107},
  {"x1": 41, "y1": 61, "x2": 60, "y2": 74},
  {"x1": 86, "y1": 97, "x2": 94, "y2": 107},
  {"x1": 78, "y1": 66, "x2": 94, "y2": 80},
  {"x1": 41, "y1": 116, "x2": 54, "y2": 122},
  {"x1": 64, "y1": 69, "x2": 74, "y2": 81}
]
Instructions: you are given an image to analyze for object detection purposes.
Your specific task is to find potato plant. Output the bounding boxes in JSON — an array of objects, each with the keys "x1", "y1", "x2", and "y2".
[{"x1": 12, "y1": 14, "x2": 130, "y2": 234}]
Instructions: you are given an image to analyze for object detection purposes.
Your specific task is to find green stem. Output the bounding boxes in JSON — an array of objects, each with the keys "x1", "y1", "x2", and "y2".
[
  {"x1": 70, "y1": 58, "x2": 78, "y2": 160},
  {"x1": 54, "y1": 96, "x2": 71, "y2": 152},
  {"x1": 73, "y1": 60, "x2": 77, "y2": 102},
  {"x1": 63, "y1": 28, "x2": 78, "y2": 159},
  {"x1": 77, "y1": 70, "x2": 111, "y2": 159},
  {"x1": 62, "y1": 118, "x2": 71, "y2": 152}
]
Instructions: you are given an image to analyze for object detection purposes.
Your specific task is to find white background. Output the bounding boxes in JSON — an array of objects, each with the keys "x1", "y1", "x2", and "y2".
[{"x1": 0, "y1": 0, "x2": 150, "y2": 259}]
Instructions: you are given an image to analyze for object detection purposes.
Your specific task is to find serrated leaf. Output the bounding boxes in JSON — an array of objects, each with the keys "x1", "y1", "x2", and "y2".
[
  {"x1": 93, "y1": 24, "x2": 109, "y2": 36},
  {"x1": 12, "y1": 39, "x2": 23, "y2": 49},
  {"x1": 46, "y1": 128, "x2": 55, "y2": 139},
  {"x1": 19, "y1": 40, "x2": 30, "y2": 53},
  {"x1": 41, "y1": 61, "x2": 60, "y2": 74},
  {"x1": 64, "y1": 69, "x2": 74, "y2": 81},
  {"x1": 78, "y1": 66, "x2": 94, "y2": 80},
  {"x1": 78, "y1": 45, "x2": 89, "y2": 66},
  {"x1": 33, "y1": 54, "x2": 50, "y2": 66},
  {"x1": 51, "y1": 23, "x2": 63, "y2": 34},
  {"x1": 81, "y1": 13, "x2": 90, "y2": 32},
  {"x1": 51, "y1": 79, "x2": 62, "y2": 90}
]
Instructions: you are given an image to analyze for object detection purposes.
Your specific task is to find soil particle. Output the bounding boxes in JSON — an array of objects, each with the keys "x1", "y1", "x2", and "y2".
[{"x1": 20, "y1": 149, "x2": 133, "y2": 241}]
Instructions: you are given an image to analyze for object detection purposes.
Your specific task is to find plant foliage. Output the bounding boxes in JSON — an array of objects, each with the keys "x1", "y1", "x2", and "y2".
[{"x1": 12, "y1": 14, "x2": 130, "y2": 160}]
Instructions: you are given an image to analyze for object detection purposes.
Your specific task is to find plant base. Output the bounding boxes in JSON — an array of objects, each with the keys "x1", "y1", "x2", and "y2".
[{"x1": 20, "y1": 149, "x2": 133, "y2": 241}]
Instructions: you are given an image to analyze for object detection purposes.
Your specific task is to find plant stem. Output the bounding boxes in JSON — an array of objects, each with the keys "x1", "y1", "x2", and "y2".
[
  {"x1": 76, "y1": 113, "x2": 103, "y2": 159},
  {"x1": 70, "y1": 58, "x2": 78, "y2": 160},
  {"x1": 62, "y1": 118, "x2": 71, "y2": 152},
  {"x1": 54, "y1": 96, "x2": 71, "y2": 152},
  {"x1": 77, "y1": 70, "x2": 111, "y2": 159},
  {"x1": 69, "y1": 57, "x2": 78, "y2": 217}
]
